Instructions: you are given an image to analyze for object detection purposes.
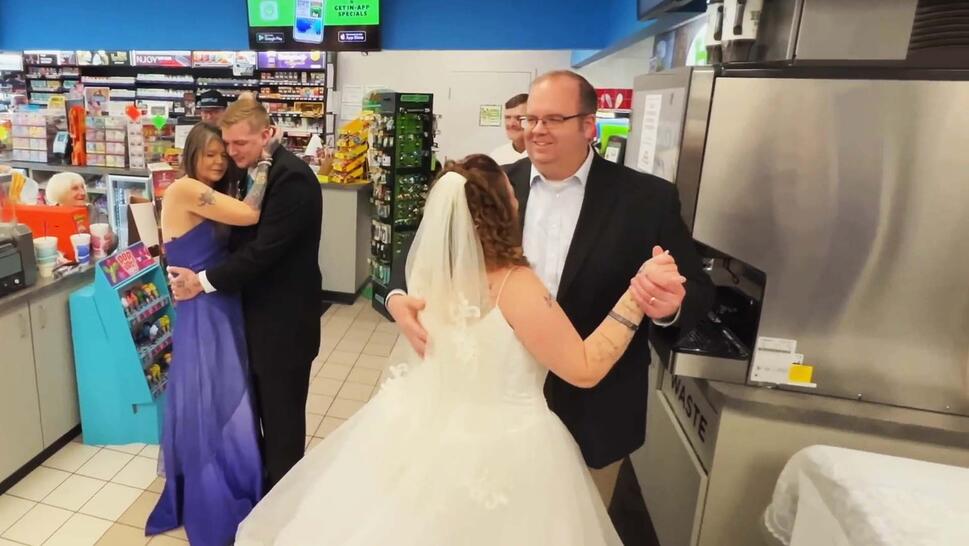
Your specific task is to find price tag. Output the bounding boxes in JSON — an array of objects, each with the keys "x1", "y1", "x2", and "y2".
[{"x1": 750, "y1": 337, "x2": 818, "y2": 388}]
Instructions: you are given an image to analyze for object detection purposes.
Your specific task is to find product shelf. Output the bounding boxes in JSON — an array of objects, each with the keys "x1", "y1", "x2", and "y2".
[
  {"x1": 126, "y1": 295, "x2": 172, "y2": 327},
  {"x1": 259, "y1": 81, "x2": 327, "y2": 87},
  {"x1": 71, "y1": 243, "x2": 171, "y2": 444},
  {"x1": 197, "y1": 78, "x2": 259, "y2": 86},
  {"x1": 139, "y1": 331, "x2": 173, "y2": 369},
  {"x1": 258, "y1": 95, "x2": 325, "y2": 102},
  {"x1": 269, "y1": 111, "x2": 325, "y2": 118},
  {"x1": 150, "y1": 376, "x2": 169, "y2": 399}
]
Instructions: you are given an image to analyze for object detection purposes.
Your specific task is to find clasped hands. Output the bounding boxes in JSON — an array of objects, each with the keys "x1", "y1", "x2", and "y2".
[{"x1": 631, "y1": 245, "x2": 687, "y2": 323}]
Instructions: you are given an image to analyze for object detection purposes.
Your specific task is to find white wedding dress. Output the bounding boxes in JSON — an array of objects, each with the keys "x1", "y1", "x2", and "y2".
[{"x1": 236, "y1": 171, "x2": 621, "y2": 545}]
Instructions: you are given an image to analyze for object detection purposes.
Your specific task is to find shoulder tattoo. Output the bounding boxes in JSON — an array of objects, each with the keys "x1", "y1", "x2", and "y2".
[{"x1": 198, "y1": 188, "x2": 216, "y2": 207}]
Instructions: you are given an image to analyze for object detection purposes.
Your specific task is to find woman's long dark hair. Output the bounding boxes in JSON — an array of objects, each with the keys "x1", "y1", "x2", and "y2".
[{"x1": 180, "y1": 122, "x2": 242, "y2": 195}]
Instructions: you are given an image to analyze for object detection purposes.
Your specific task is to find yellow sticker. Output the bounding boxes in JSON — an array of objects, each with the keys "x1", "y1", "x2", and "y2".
[{"x1": 789, "y1": 364, "x2": 814, "y2": 384}]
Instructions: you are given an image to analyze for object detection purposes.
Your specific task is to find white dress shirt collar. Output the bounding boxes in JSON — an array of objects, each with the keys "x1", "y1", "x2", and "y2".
[
  {"x1": 522, "y1": 147, "x2": 595, "y2": 299},
  {"x1": 529, "y1": 146, "x2": 595, "y2": 187}
]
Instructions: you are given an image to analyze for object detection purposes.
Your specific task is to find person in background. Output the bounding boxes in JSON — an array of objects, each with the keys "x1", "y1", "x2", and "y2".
[
  {"x1": 312, "y1": 141, "x2": 335, "y2": 175},
  {"x1": 197, "y1": 89, "x2": 229, "y2": 124},
  {"x1": 45, "y1": 172, "x2": 88, "y2": 206},
  {"x1": 45, "y1": 171, "x2": 117, "y2": 255},
  {"x1": 389, "y1": 70, "x2": 715, "y2": 543},
  {"x1": 489, "y1": 93, "x2": 529, "y2": 165}
]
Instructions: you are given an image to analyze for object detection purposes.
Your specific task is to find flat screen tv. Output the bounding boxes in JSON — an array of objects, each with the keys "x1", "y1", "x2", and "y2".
[
  {"x1": 247, "y1": 0, "x2": 381, "y2": 52},
  {"x1": 638, "y1": 0, "x2": 706, "y2": 21}
]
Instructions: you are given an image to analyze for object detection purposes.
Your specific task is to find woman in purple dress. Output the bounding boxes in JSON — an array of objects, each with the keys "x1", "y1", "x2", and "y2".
[{"x1": 147, "y1": 122, "x2": 270, "y2": 545}]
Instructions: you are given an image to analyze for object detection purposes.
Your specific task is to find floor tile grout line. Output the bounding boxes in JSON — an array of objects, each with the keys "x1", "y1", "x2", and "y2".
[
  {"x1": 36, "y1": 509, "x2": 120, "y2": 546},
  {"x1": 3, "y1": 499, "x2": 75, "y2": 546},
  {"x1": 4, "y1": 464, "x2": 75, "y2": 504},
  {"x1": 0, "y1": 496, "x2": 35, "y2": 539},
  {"x1": 102, "y1": 445, "x2": 147, "y2": 456},
  {"x1": 35, "y1": 472, "x2": 111, "y2": 515}
]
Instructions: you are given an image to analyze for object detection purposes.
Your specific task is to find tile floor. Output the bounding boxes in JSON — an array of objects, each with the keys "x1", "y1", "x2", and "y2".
[{"x1": 0, "y1": 300, "x2": 397, "y2": 545}]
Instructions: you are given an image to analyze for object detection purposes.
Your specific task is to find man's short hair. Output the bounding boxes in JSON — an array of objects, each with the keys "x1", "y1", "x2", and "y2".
[
  {"x1": 504, "y1": 93, "x2": 529, "y2": 110},
  {"x1": 219, "y1": 91, "x2": 270, "y2": 131},
  {"x1": 531, "y1": 71, "x2": 598, "y2": 115}
]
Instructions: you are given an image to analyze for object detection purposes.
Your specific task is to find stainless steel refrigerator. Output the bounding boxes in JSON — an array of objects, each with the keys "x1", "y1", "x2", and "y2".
[{"x1": 626, "y1": 1, "x2": 969, "y2": 544}]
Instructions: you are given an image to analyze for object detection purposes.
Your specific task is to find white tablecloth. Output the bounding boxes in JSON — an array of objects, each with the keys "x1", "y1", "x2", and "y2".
[{"x1": 764, "y1": 445, "x2": 969, "y2": 546}]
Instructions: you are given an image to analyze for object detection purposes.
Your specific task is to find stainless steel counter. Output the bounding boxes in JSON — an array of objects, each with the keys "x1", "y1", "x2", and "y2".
[
  {"x1": 638, "y1": 358, "x2": 969, "y2": 546},
  {"x1": 0, "y1": 268, "x2": 95, "y2": 315},
  {"x1": 700, "y1": 379, "x2": 969, "y2": 446}
]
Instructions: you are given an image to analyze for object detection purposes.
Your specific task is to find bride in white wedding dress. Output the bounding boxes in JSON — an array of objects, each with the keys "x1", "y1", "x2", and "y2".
[{"x1": 236, "y1": 154, "x2": 666, "y2": 545}]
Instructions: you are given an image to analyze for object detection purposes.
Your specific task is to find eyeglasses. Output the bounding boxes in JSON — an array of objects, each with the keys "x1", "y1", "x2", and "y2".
[{"x1": 518, "y1": 113, "x2": 592, "y2": 129}]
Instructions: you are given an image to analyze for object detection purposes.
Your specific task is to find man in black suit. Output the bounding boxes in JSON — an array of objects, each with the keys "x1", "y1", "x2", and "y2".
[
  {"x1": 390, "y1": 71, "x2": 713, "y2": 514},
  {"x1": 168, "y1": 95, "x2": 323, "y2": 489}
]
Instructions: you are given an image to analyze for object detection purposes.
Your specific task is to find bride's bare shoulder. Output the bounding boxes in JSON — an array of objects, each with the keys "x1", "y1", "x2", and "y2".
[{"x1": 495, "y1": 267, "x2": 546, "y2": 309}]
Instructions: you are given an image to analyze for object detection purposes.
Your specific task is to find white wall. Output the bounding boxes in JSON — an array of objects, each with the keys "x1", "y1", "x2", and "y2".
[
  {"x1": 575, "y1": 36, "x2": 655, "y2": 89},
  {"x1": 334, "y1": 50, "x2": 571, "y2": 161}
]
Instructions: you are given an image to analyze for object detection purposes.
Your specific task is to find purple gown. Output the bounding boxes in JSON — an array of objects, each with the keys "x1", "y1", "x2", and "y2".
[{"x1": 147, "y1": 220, "x2": 263, "y2": 546}]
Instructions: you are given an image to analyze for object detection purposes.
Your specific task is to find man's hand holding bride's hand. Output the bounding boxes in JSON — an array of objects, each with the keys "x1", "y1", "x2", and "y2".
[
  {"x1": 387, "y1": 294, "x2": 428, "y2": 358},
  {"x1": 631, "y1": 246, "x2": 687, "y2": 321},
  {"x1": 167, "y1": 266, "x2": 204, "y2": 302}
]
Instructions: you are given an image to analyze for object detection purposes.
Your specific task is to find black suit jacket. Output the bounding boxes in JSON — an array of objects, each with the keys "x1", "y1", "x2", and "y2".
[
  {"x1": 207, "y1": 146, "x2": 323, "y2": 373},
  {"x1": 506, "y1": 153, "x2": 714, "y2": 468}
]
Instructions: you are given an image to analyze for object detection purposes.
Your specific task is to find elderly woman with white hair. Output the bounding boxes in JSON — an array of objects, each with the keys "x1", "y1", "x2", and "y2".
[
  {"x1": 44, "y1": 171, "x2": 117, "y2": 257},
  {"x1": 44, "y1": 172, "x2": 89, "y2": 206}
]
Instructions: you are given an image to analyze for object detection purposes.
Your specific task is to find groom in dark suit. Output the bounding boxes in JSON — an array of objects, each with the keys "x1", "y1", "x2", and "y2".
[
  {"x1": 389, "y1": 71, "x2": 713, "y2": 518},
  {"x1": 168, "y1": 95, "x2": 323, "y2": 489}
]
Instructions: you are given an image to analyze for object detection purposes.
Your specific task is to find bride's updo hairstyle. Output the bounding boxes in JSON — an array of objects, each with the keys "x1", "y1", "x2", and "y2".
[{"x1": 436, "y1": 154, "x2": 529, "y2": 270}]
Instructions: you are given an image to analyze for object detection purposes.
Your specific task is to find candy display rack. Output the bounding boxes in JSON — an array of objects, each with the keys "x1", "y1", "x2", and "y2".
[{"x1": 69, "y1": 242, "x2": 173, "y2": 445}]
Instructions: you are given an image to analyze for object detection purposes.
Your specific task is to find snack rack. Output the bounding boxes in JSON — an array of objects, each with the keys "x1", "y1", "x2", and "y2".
[
  {"x1": 367, "y1": 92, "x2": 435, "y2": 319},
  {"x1": 69, "y1": 242, "x2": 173, "y2": 445}
]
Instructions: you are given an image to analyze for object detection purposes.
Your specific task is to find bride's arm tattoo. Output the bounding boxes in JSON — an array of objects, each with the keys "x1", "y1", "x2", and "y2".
[
  {"x1": 580, "y1": 261, "x2": 651, "y2": 381},
  {"x1": 619, "y1": 297, "x2": 641, "y2": 316},
  {"x1": 588, "y1": 331, "x2": 625, "y2": 364}
]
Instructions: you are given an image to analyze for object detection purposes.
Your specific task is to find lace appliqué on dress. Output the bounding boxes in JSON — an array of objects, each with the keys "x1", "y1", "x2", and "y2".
[
  {"x1": 449, "y1": 295, "x2": 482, "y2": 323},
  {"x1": 465, "y1": 471, "x2": 509, "y2": 511},
  {"x1": 450, "y1": 295, "x2": 482, "y2": 366},
  {"x1": 377, "y1": 362, "x2": 410, "y2": 395}
]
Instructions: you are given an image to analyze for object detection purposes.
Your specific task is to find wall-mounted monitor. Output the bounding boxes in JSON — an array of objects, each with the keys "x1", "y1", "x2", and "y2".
[
  {"x1": 638, "y1": 0, "x2": 706, "y2": 21},
  {"x1": 247, "y1": 0, "x2": 381, "y2": 52}
]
